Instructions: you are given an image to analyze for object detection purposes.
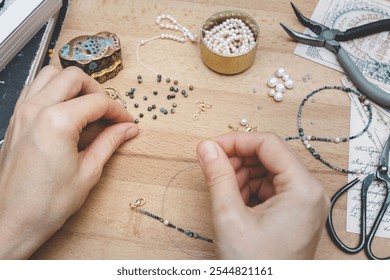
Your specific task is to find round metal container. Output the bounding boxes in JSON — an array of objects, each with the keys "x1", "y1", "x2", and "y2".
[{"x1": 200, "y1": 10, "x2": 259, "y2": 75}]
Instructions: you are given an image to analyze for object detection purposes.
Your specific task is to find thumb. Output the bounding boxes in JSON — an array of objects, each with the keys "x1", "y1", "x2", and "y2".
[
  {"x1": 81, "y1": 122, "x2": 139, "y2": 184},
  {"x1": 197, "y1": 140, "x2": 244, "y2": 214}
]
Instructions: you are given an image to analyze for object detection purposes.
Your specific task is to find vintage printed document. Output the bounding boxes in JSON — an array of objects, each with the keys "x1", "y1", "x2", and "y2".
[{"x1": 294, "y1": 0, "x2": 390, "y2": 237}]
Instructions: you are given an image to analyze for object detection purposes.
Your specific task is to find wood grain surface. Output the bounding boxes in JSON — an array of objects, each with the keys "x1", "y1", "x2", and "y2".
[{"x1": 30, "y1": 0, "x2": 390, "y2": 259}]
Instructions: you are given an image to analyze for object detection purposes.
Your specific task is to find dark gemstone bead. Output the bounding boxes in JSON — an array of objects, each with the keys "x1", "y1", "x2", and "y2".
[
  {"x1": 167, "y1": 95, "x2": 171, "y2": 100},
  {"x1": 130, "y1": 94, "x2": 134, "y2": 99},
  {"x1": 143, "y1": 96, "x2": 148, "y2": 101},
  {"x1": 134, "y1": 103, "x2": 139, "y2": 108},
  {"x1": 181, "y1": 89, "x2": 186, "y2": 95},
  {"x1": 125, "y1": 91, "x2": 130, "y2": 96},
  {"x1": 299, "y1": 132, "x2": 304, "y2": 137},
  {"x1": 171, "y1": 109, "x2": 175, "y2": 114},
  {"x1": 130, "y1": 88, "x2": 135, "y2": 94},
  {"x1": 152, "y1": 104, "x2": 156, "y2": 109},
  {"x1": 309, "y1": 147, "x2": 315, "y2": 153},
  {"x1": 166, "y1": 78, "x2": 171, "y2": 83},
  {"x1": 137, "y1": 75, "x2": 142, "y2": 79},
  {"x1": 171, "y1": 94, "x2": 176, "y2": 98},
  {"x1": 174, "y1": 80, "x2": 178, "y2": 85},
  {"x1": 173, "y1": 87, "x2": 178, "y2": 92},
  {"x1": 313, "y1": 153, "x2": 320, "y2": 159},
  {"x1": 139, "y1": 113, "x2": 144, "y2": 118},
  {"x1": 157, "y1": 74, "x2": 162, "y2": 82},
  {"x1": 172, "y1": 103, "x2": 177, "y2": 108},
  {"x1": 189, "y1": 85, "x2": 194, "y2": 91},
  {"x1": 152, "y1": 115, "x2": 157, "y2": 120},
  {"x1": 170, "y1": 86, "x2": 174, "y2": 91},
  {"x1": 153, "y1": 90, "x2": 158, "y2": 95},
  {"x1": 147, "y1": 106, "x2": 152, "y2": 111},
  {"x1": 134, "y1": 119, "x2": 139, "y2": 124},
  {"x1": 299, "y1": 128, "x2": 303, "y2": 132}
]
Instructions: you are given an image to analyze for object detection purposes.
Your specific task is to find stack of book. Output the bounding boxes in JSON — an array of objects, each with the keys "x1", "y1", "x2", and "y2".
[{"x1": 0, "y1": 0, "x2": 64, "y2": 145}]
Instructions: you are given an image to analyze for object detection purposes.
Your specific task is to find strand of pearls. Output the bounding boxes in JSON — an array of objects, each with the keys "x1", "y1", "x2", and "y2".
[
  {"x1": 137, "y1": 14, "x2": 197, "y2": 78},
  {"x1": 203, "y1": 18, "x2": 256, "y2": 56}
]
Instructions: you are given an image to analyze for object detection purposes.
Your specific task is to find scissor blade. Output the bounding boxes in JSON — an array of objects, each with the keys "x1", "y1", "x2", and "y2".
[
  {"x1": 378, "y1": 134, "x2": 390, "y2": 172},
  {"x1": 290, "y1": 2, "x2": 328, "y2": 35},
  {"x1": 280, "y1": 23, "x2": 325, "y2": 47}
]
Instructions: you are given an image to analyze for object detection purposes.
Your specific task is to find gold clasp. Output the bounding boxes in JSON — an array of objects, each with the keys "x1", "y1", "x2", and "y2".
[{"x1": 129, "y1": 197, "x2": 146, "y2": 210}]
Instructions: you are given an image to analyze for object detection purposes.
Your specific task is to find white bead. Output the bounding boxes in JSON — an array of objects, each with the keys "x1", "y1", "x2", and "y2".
[
  {"x1": 363, "y1": 100, "x2": 370, "y2": 106},
  {"x1": 240, "y1": 118, "x2": 249, "y2": 126},
  {"x1": 163, "y1": 219, "x2": 169, "y2": 226},
  {"x1": 275, "y1": 68, "x2": 285, "y2": 78},
  {"x1": 334, "y1": 138, "x2": 341, "y2": 143},
  {"x1": 303, "y1": 140, "x2": 309, "y2": 145},
  {"x1": 282, "y1": 73, "x2": 290, "y2": 81},
  {"x1": 273, "y1": 91, "x2": 284, "y2": 102},
  {"x1": 284, "y1": 79, "x2": 295, "y2": 89},
  {"x1": 275, "y1": 83, "x2": 285, "y2": 93},
  {"x1": 307, "y1": 136, "x2": 312, "y2": 141},
  {"x1": 268, "y1": 89, "x2": 276, "y2": 97},
  {"x1": 305, "y1": 144, "x2": 311, "y2": 149},
  {"x1": 140, "y1": 40, "x2": 145, "y2": 45},
  {"x1": 267, "y1": 77, "x2": 278, "y2": 88}
]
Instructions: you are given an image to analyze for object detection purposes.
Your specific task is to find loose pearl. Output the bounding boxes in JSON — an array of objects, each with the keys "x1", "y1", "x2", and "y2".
[
  {"x1": 268, "y1": 89, "x2": 276, "y2": 97},
  {"x1": 282, "y1": 73, "x2": 290, "y2": 81},
  {"x1": 273, "y1": 91, "x2": 284, "y2": 102},
  {"x1": 275, "y1": 68, "x2": 285, "y2": 78},
  {"x1": 267, "y1": 77, "x2": 278, "y2": 88},
  {"x1": 284, "y1": 79, "x2": 295, "y2": 89},
  {"x1": 275, "y1": 83, "x2": 286, "y2": 93},
  {"x1": 240, "y1": 118, "x2": 249, "y2": 126}
]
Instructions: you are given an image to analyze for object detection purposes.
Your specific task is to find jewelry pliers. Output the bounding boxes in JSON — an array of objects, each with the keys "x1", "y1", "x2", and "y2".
[{"x1": 280, "y1": 3, "x2": 390, "y2": 107}]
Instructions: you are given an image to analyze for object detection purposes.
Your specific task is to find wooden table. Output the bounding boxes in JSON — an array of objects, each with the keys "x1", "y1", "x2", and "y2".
[{"x1": 31, "y1": 0, "x2": 390, "y2": 259}]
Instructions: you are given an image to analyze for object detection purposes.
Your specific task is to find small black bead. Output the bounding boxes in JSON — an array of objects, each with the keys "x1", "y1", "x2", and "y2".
[
  {"x1": 171, "y1": 109, "x2": 175, "y2": 114},
  {"x1": 139, "y1": 113, "x2": 144, "y2": 118},
  {"x1": 166, "y1": 78, "x2": 171, "y2": 83},
  {"x1": 134, "y1": 103, "x2": 139, "y2": 108},
  {"x1": 167, "y1": 95, "x2": 171, "y2": 100},
  {"x1": 174, "y1": 80, "x2": 178, "y2": 85},
  {"x1": 152, "y1": 115, "x2": 157, "y2": 120},
  {"x1": 143, "y1": 96, "x2": 148, "y2": 101},
  {"x1": 157, "y1": 74, "x2": 162, "y2": 82},
  {"x1": 170, "y1": 86, "x2": 174, "y2": 91},
  {"x1": 147, "y1": 106, "x2": 152, "y2": 111},
  {"x1": 125, "y1": 91, "x2": 130, "y2": 96},
  {"x1": 170, "y1": 94, "x2": 176, "y2": 98},
  {"x1": 173, "y1": 87, "x2": 178, "y2": 93},
  {"x1": 134, "y1": 119, "x2": 139, "y2": 124},
  {"x1": 152, "y1": 104, "x2": 156, "y2": 109},
  {"x1": 130, "y1": 94, "x2": 134, "y2": 99},
  {"x1": 137, "y1": 75, "x2": 142, "y2": 79},
  {"x1": 189, "y1": 85, "x2": 194, "y2": 91},
  {"x1": 172, "y1": 103, "x2": 177, "y2": 108},
  {"x1": 153, "y1": 90, "x2": 158, "y2": 95}
]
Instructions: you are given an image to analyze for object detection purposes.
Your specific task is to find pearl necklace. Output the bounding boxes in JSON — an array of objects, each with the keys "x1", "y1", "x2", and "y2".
[
  {"x1": 137, "y1": 14, "x2": 197, "y2": 78},
  {"x1": 202, "y1": 18, "x2": 256, "y2": 56}
]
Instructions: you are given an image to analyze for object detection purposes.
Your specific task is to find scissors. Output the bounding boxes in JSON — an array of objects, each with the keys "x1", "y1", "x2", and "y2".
[
  {"x1": 327, "y1": 134, "x2": 390, "y2": 260},
  {"x1": 280, "y1": 3, "x2": 390, "y2": 107}
]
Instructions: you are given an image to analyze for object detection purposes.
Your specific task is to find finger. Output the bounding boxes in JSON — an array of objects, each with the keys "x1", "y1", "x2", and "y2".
[
  {"x1": 54, "y1": 93, "x2": 133, "y2": 135},
  {"x1": 80, "y1": 122, "x2": 139, "y2": 186},
  {"x1": 20, "y1": 65, "x2": 60, "y2": 104},
  {"x1": 29, "y1": 66, "x2": 104, "y2": 106},
  {"x1": 214, "y1": 132, "x2": 308, "y2": 177},
  {"x1": 197, "y1": 140, "x2": 245, "y2": 215}
]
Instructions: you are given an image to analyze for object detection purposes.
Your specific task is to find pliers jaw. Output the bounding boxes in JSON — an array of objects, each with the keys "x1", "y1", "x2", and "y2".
[
  {"x1": 289, "y1": 2, "x2": 327, "y2": 35},
  {"x1": 279, "y1": 23, "x2": 325, "y2": 47}
]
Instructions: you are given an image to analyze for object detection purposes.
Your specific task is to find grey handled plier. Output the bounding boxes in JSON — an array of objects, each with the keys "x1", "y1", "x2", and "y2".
[{"x1": 280, "y1": 3, "x2": 390, "y2": 107}]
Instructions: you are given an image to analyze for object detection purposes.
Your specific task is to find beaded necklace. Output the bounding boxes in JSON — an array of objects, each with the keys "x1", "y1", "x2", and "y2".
[{"x1": 285, "y1": 85, "x2": 373, "y2": 174}]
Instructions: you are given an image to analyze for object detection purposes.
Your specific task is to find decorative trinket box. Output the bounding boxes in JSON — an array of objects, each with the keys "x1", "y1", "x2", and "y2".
[{"x1": 58, "y1": 31, "x2": 123, "y2": 83}]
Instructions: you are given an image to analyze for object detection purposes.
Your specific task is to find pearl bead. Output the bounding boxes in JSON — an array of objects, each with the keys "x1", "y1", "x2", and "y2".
[
  {"x1": 334, "y1": 138, "x2": 341, "y2": 143},
  {"x1": 282, "y1": 73, "x2": 290, "y2": 81},
  {"x1": 275, "y1": 83, "x2": 286, "y2": 93},
  {"x1": 267, "y1": 77, "x2": 278, "y2": 88},
  {"x1": 305, "y1": 144, "x2": 311, "y2": 149},
  {"x1": 240, "y1": 118, "x2": 249, "y2": 126},
  {"x1": 303, "y1": 140, "x2": 309, "y2": 145},
  {"x1": 275, "y1": 68, "x2": 285, "y2": 78},
  {"x1": 268, "y1": 89, "x2": 276, "y2": 97},
  {"x1": 284, "y1": 79, "x2": 295, "y2": 89},
  {"x1": 273, "y1": 91, "x2": 284, "y2": 102},
  {"x1": 163, "y1": 219, "x2": 169, "y2": 226},
  {"x1": 363, "y1": 100, "x2": 370, "y2": 106},
  {"x1": 307, "y1": 136, "x2": 312, "y2": 140}
]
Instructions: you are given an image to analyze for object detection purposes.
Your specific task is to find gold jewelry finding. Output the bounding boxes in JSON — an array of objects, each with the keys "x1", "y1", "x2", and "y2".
[{"x1": 104, "y1": 86, "x2": 127, "y2": 108}]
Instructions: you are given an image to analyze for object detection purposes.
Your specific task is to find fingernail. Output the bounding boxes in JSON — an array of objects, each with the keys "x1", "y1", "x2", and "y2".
[{"x1": 198, "y1": 140, "x2": 219, "y2": 164}]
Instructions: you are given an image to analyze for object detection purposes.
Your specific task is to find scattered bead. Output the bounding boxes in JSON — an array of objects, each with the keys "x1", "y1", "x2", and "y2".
[
  {"x1": 125, "y1": 91, "x2": 130, "y2": 96},
  {"x1": 268, "y1": 89, "x2": 276, "y2": 97},
  {"x1": 170, "y1": 108, "x2": 175, "y2": 114},
  {"x1": 134, "y1": 119, "x2": 139, "y2": 124},
  {"x1": 137, "y1": 75, "x2": 142, "y2": 83},
  {"x1": 189, "y1": 85, "x2": 194, "y2": 91},
  {"x1": 153, "y1": 90, "x2": 158, "y2": 95},
  {"x1": 152, "y1": 115, "x2": 157, "y2": 120},
  {"x1": 170, "y1": 86, "x2": 174, "y2": 91},
  {"x1": 157, "y1": 74, "x2": 162, "y2": 82},
  {"x1": 275, "y1": 68, "x2": 285, "y2": 78},
  {"x1": 147, "y1": 106, "x2": 152, "y2": 111},
  {"x1": 170, "y1": 94, "x2": 176, "y2": 99},
  {"x1": 284, "y1": 79, "x2": 295, "y2": 89},
  {"x1": 143, "y1": 96, "x2": 148, "y2": 101},
  {"x1": 174, "y1": 80, "x2": 178, "y2": 85},
  {"x1": 275, "y1": 83, "x2": 286, "y2": 93},
  {"x1": 181, "y1": 89, "x2": 188, "y2": 97},
  {"x1": 273, "y1": 91, "x2": 284, "y2": 102},
  {"x1": 240, "y1": 118, "x2": 249, "y2": 126},
  {"x1": 152, "y1": 104, "x2": 156, "y2": 109},
  {"x1": 172, "y1": 102, "x2": 177, "y2": 108},
  {"x1": 167, "y1": 95, "x2": 171, "y2": 100},
  {"x1": 134, "y1": 103, "x2": 139, "y2": 108},
  {"x1": 282, "y1": 73, "x2": 290, "y2": 82},
  {"x1": 166, "y1": 78, "x2": 171, "y2": 83},
  {"x1": 267, "y1": 76, "x2": 278, "y2": 88},
  {"x1": 139, "y1": 113, "x2": 144, "y2": 118}
]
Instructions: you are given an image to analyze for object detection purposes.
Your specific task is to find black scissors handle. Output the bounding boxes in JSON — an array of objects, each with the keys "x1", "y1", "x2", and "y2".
[
  {"x1": 337, "y1": 19, "x2": 390, "y2": 41},
  {"x1": 327, "y1": 178, "x2": 366, "y2": 254}
]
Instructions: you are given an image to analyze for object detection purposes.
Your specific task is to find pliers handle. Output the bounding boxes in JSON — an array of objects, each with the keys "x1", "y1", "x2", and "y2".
[{"x1": 281, "y1": 2, "x2": 390, "y2": 107}]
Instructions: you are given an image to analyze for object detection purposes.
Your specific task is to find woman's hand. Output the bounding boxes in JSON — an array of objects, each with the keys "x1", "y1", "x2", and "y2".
[
  {"x1": 197, "y1": 132, "x2": 329, "y2": 259},
  {"x1": 0, "y1": 66, "x2": 138, "y2": 259}
]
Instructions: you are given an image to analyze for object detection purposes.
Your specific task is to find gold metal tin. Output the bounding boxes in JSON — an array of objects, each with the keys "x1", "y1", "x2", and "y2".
[{"x1": 200, "y1": 10, "x2": 259, "y2": 75}]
